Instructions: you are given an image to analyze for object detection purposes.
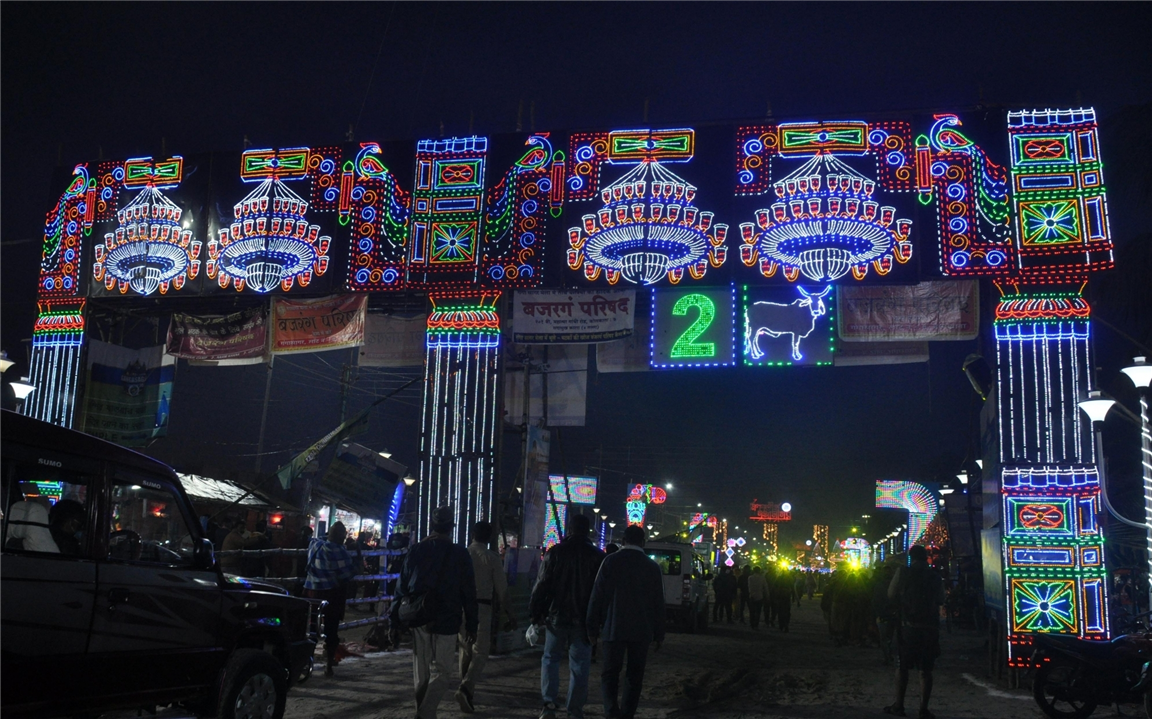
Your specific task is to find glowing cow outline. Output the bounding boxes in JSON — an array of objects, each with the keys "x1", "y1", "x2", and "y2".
[{"x1": 744, "y1": 286, "x2": 832, "y2": 362}]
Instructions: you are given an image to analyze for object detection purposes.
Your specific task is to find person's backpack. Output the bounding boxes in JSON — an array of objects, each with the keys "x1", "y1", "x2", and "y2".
[{"x1": 899, "y1": 565, "x2": 938, "y2": 626}]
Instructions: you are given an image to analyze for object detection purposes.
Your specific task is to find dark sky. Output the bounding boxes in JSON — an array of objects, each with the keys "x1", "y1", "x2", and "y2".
[{"x1": 4, "y1": 3, "x2": 1150, "y2": 547}]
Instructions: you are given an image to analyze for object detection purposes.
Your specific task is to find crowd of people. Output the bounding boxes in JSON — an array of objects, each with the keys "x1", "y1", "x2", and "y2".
[{"x1": 293, "y1": 507, "x2": 946, "y2": 719}]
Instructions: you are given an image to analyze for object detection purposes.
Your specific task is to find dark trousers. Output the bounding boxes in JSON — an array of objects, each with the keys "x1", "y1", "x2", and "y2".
[
  {"x1": 713, "y1": 595, "x2": 733, "y2": 622},
  {"x1": 306, "y1": 586, "x2": 347, "y2": 662},
  {"x1": 748, "y1": 600, "x2": 764, "y2": 629},
  {"x1": 737, "y1": 592, "x2": 748, "y2": 622},
  {"x1": 601, "y1": 640, "x2": 649, "y2": 718}
]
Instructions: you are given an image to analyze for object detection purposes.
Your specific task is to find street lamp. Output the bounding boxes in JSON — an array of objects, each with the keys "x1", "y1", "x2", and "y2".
[
  {"x1": 1078, "y1": 382, "x2": 1150, "y2": 607},
  {"x1": 10, "y1": 377, "x2": 35, "y2": 414},
  {"x1": 379, "y1": 449, "x2": 393, "y2": 459},
  {"x1": 1120, "y1": 357, "x2": 1152, "y2": 607},
  {"x1": 402, "y1": 474, "x2": 417, "y2": 487},
  {"x1": 0, "y1": 351, "x2": 13, "y2": 374}
]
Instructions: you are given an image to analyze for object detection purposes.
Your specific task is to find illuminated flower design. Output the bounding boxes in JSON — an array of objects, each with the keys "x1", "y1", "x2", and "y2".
[
  {"x1": 94, "y1": 186, "x2": 199, "y2": 295},
  {"x1": 1020, "y1": 200, "x2": 1080, "y2": 244},
  {"x1": 567, "y1": 161, "x2": 727, "y2": 285},
  {"x1": 740, "y1": 154, "x2": 913, "y2": 282},
  {"x1": 430, "y1": 222, "x2": 477, "y2": 263},
  {"x1": 208, "y1": 177, "x2": 330, "y2": 293},
  {"x1": 1012, "y1": 579, "x2": 1077, "y2": 633}
]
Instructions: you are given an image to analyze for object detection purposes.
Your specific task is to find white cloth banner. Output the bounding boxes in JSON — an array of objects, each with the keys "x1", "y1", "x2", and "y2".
[
  {"x1": 504, "y1": 345, "x2": 588, "y2": 427},
  {"x1": 838, "y1": 280, "x2": 979, "y2": 342},
  {"x1": 513, "y1": 290, "x2": 634, "y2": 344},
  {"x1": 357, "y1": 313, "x2": 427, "y2": 367},
  {"x1": 595, "y1": 301, "x2": 651, "y2": 373}
]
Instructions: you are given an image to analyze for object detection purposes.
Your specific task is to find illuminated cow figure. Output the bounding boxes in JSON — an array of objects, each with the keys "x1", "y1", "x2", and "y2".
[{"x1": 745, "y1": 286, "x2": 831, "y2": 361}]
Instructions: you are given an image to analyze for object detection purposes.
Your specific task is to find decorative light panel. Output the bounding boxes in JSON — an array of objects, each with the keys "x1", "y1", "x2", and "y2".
[
  {"x1": 1007, "y1": 109, "x2": 1113, "y2": 282},
  {"x1": 40, "y1": 165, "x2": 96, "y2": 297},
  {"x1": 650, "y1": 285, "x2": 736, "y2": 368},
  {"x1": 549, "y1": 475, "x2": 598, "y2": 505},
  {"x1": 345, "y1": 142, "x2": 413, "y2": 290},
  {"x1": 736, "y1": 121, "x2": 914, "y2": 283},
  {"x1": 425, "y1": 291, "x2": 502, "y2": 350},
  {"x1": 25, "y1": 300, "x2": 86, "y2": 428},
  {"x1": 208, "y1": 147, "x2": 334, "y2": 293},
  {"x1": 92, "y1": 157, "x2": 200, "y2": 296},
  {"x1": 874, "y1": 480, "x2": 938, "y2": 548},
  {"x1": 921, "y1": 114, "x2": 1013, "y2": 276},
  {"x1": 567, "y1": 129, "x2": 728, "y2": 285},
  {"x1": 742, "y1": 285, "x2": 834, "y2": 366},
  {"x1": 543, "y1": 502, "x2": 568, "y2": 550},
  {"x1": 625, "y1": 483, "x2": 667, "y2": 526}
]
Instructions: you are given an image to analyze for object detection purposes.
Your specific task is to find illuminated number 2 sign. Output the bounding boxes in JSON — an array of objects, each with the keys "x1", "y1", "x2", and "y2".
[{"x1": 650, "y1": 286, "x2": 735, "y2": 368}]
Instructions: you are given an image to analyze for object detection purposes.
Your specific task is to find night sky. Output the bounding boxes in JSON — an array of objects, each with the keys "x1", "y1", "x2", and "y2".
[{"x1": 3, "y1": 3, "x2": 1150, "y2": 548}]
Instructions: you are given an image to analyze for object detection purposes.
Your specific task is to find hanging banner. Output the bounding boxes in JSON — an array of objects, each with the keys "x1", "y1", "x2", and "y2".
[
  {"x1": 833, "y1": 341, "x2": 930, "y2": 366},
  {"x1": 595, "y1": 297, "x2": 651, "y2": 373},
  {"x1": 166, "y1": 305, "x2": 267, "y2": 363},
  {"x1": 521, "y1": 426, "x2": 551, "y2": 549},
  {"x1": 271, "y1": 294, "x2": 367, "y2": 354},
  {"x1": 357, "y1": 313, "x2": 427, "y2": 367},
  {"x1": 504, "y1": 345, "x2": 588, "y2": 426},
  {"x1": 82, "y1": 340, "x2": 175, "y2": 447},
  {"x1": 837, "y1": 280, "x2": 979, "y2": 342},
  {"x1": 513, "y1": 290, "x2": 634, "y2": 344}
]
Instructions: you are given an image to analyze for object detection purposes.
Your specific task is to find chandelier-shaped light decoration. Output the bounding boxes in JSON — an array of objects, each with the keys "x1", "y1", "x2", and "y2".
[
  {"x1": 208, "y1": 174, "x2": 330, "y2": 293},
  {"x1": 94, "y1": 185, "x2": 199, "y2": 296},
  {"x1": 568, "y1": 161, "x2": 727, "y2": 285},
  {"x1": 740, "y1": 154, "x2": 913, "y2": 282}
]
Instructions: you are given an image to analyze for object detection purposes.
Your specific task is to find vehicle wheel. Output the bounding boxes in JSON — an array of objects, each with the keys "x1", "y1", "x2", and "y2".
[
  {"x1": 1032, "y1": 660, "x2": 1097, "y2": 719},
  {"x1": 218, "y1": 649, "x2": 288, "y2": 719},
  {"x1": 295, "y1": 655, "x2": 313, "y2": 685}
]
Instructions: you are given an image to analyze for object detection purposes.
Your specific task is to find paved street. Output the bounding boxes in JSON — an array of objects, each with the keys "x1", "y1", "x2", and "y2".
[{"x1": 286, "y1": 599, "x2": 1044, "y2": 719}]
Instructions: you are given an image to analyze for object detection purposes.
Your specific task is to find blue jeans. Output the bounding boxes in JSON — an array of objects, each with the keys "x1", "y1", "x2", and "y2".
[{"x1": 541, "y1": 624, "x2": 592, "y2": 718}]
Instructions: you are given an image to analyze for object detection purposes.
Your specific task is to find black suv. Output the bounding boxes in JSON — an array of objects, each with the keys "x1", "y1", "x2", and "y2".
[{"x1": 1, "y1": 411, "x2": 316, "y2": 718}]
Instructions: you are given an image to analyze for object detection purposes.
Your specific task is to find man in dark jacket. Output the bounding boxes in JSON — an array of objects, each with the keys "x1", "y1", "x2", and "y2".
[
  {"x1": 735, "y1": 565, "x2": 750, "y2": 623},
  {"x1": 391, "y1": 506, "x2": 478, "y2": 719},
  {"x1": 587, "y1": 525, "x2": 665, "y2": 719},
  {"x1": 530, "y1": 514, "x2": 604, "y2": 719}
]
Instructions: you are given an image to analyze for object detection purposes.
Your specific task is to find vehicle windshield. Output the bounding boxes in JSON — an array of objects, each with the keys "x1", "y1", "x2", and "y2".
[{"x1": 647, "y1": 549, "x2": 682, "y2": 575}]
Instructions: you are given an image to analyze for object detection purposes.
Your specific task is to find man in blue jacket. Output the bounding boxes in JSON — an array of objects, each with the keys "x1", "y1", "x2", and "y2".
[
  {"x1": 391, "y1": 506, "x2": 478, "y2": 719},
  {"x1": 587, "y1": 525, "x2": 665, "y2": 719}
]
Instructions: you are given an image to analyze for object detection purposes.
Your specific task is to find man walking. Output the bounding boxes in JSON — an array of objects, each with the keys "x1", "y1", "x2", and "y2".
[
  {"x1": 735, "y1": 565, "x2": 750, "y2": 624},
  {"x1": 745, "y1": 566, "x2": 769, "y2": 630},
  {"x1": 456, "y1": 521, "x2": 515, "y2": 714},
  {"x1": 587, "y1": 525, "x2": 665, "y2": 719},
  {"x1": 530, "y1": 514, "x2": 604, "y2": 719},
  {"x1": 884, "y1": 545, "x2": 946, "y2": 719},
  {"x1": 391, "y1": 506, "x2": 478, "y2": 719}
]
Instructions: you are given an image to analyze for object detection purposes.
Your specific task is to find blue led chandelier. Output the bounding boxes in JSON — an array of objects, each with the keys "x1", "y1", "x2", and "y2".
[
  {"x1": 94, "y1": 186, "x2": 199, "y2": 296},
  {"x1": 208, "y1": 177, "x2": 331, "y2": 293},
  {"x1": 740, "y1": 154, "x2": 913, "y2": 283},
  {"x1": 568, "y1": 160, "x2": 727, "y2": 285}
]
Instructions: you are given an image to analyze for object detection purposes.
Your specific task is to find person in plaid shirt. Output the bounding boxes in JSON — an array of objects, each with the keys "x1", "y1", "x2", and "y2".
[{"x1": 305, "y1": 521, "x2": 356, "y2": 676}]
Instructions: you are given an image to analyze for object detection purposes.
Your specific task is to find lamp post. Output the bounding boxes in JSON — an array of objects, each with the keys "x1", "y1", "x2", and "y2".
[
  {"x1": 9, "y1": 377, "x2": 35, "y2": 414},
  {"x1": 1078, "y1": 368, "x2": 1152, "y2": 610},
  {"x1": 1121, "y1": 358, "x2": 1152, "y2": 608}
]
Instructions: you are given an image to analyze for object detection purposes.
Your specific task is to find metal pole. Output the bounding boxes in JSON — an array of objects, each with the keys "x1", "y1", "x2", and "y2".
[
  {"x1": 1138, "y1": 388, "x2": 1152, "y2": 612},
  {"x1": 254, "y1": 355, "x2": 275, "y2": 473}
]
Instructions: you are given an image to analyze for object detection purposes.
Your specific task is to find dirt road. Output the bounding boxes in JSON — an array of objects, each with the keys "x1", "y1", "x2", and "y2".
[{"x1": 286, "y1": 598, "x2": 1044, "y2": 719}]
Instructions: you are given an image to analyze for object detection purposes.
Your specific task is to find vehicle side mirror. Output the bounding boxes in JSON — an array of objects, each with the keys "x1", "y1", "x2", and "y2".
[{"x1": 194, "y1": 537, "x2": 216, "y2": 571}]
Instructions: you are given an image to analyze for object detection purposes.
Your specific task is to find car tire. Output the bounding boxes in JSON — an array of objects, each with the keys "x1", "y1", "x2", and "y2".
[
  {"x1": 218, "y1": 649, "x2": 288, "y2": 719},
  {"x1": 294, "y1": 655, "x2": 313, "y2": 685}
]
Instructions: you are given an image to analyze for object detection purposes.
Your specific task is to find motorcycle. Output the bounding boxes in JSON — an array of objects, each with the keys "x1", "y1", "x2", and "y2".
[{"x1": 1031, "y1": 615, "x2": 1152, "y2": 719}]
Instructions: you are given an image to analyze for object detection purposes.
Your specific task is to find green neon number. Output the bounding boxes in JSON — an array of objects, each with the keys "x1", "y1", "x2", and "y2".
[{"x1": 670, "y1": 293, "x2": 716, "y2": 359}]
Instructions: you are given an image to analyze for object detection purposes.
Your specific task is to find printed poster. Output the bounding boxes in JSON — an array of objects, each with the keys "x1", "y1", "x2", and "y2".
[
  {"x1": 513, "y1": 290, "x2": 634, "y2": 344},
  {"x1": 166, "y1": 305, "x2": 267, "y2": 364},
  {"x1": 838, "y1": 280, "x2": 979, "y2": 342},
  {"x1": 357, "y1": 313, "x2": 427, "y2": 368},
  {"x1": 271, "y1": 294, "x2": 367, "y2": 354},
  {"x1": 82, "y1": 340, "x2": 175, "y2": 447}
]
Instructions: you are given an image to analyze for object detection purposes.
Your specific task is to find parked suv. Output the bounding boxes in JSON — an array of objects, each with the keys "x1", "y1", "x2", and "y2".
[
  {"x1": 1, "y1": 411, "x2": 316, "y2": 719},
  {"x1": 644, "y1": 540, "x2": 712, "y2": 632}
]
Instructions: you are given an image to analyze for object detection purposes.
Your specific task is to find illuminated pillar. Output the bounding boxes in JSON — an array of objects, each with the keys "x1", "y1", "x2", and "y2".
[
  {"x1": 24, "y1": 300, "x2": 86, "y2": 428},
  {"x1": 996, "y1": 289, "x2": 1109, "y2": 664},
  {"x1": 417, "y1": 291, "x2": 501, "y2": 545}
]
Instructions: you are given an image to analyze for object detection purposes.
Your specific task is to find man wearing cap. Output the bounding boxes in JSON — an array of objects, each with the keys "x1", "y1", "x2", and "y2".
[{"x1": 391, "y1": 506, "x2": 478, "y2": 719}]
